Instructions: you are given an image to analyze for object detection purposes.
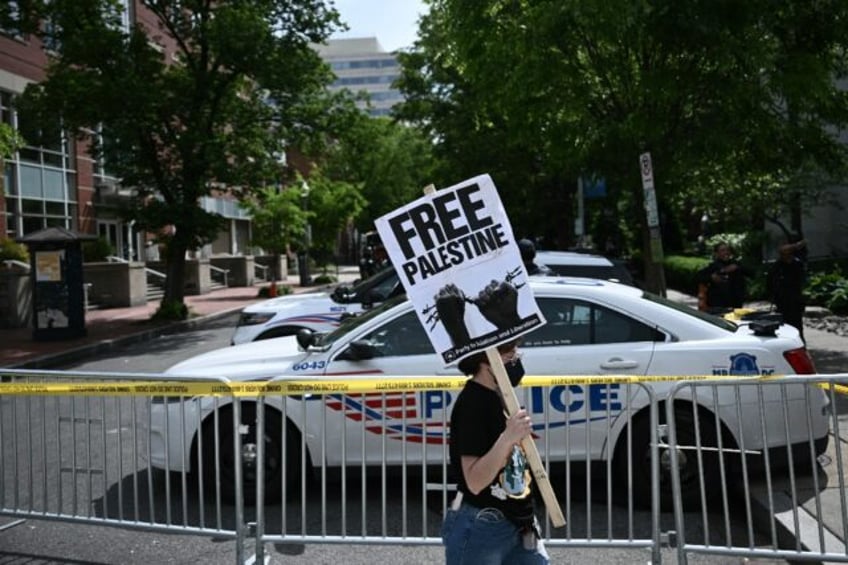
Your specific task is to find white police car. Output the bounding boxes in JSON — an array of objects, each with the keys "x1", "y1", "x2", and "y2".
[
  {"x1": 151, "y1": 278, "x2": 828, "y2": 506},
  {"x1": 232, "y1": 252, "x2": 634, "y2": 344},
  {"x1": 231, "y1": 266, "x2": 403, "y2": 344}
]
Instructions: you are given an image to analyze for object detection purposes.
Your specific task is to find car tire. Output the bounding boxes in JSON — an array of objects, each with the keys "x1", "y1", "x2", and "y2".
[
  {"x1": 615, "y1": 404, "x2": 724, "y2": 511},
  {"x1": 200, "y1": 403, "x2": 301, "y2": 505}
]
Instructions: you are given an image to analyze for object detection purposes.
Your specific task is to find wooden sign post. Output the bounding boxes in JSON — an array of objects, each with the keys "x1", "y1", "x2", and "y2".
[{"x1": 485, "y1": 348, "x2": 565, "y2": 527}]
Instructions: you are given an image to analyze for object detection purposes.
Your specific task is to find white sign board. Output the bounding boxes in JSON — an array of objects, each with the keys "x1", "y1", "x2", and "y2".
[
  {"x1": 374, "y1": 174, "x2": 546, "y2": 364},
  {"x1": 640, "y1": 152, "x2": 660, "y2": 228}
]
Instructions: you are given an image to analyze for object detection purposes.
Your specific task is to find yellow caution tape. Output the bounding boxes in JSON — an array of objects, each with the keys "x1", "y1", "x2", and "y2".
[{"x1": 0, "y1": 373, "x2": 832, "y2": 397}]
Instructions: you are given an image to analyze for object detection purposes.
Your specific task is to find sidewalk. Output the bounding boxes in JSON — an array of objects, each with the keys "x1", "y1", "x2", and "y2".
[{"x1": 0, "y1": 265, "x2": 363, "y2": 369}]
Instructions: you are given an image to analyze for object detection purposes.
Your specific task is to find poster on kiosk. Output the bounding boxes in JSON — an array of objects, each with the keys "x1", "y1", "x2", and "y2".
[{"x1": 375, "y1": 174, "x2": 546, "y2": 365}]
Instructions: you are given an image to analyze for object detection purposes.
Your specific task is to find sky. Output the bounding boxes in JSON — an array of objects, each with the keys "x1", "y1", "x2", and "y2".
[{"x1": 330, "y1": 0, "x2": 429, "y2": 52}]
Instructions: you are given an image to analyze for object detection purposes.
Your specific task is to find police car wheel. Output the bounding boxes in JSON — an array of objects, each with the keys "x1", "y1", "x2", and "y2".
[
  {"x1": 200, "y1": 404, "x2": 299, "y2": 504},
  {"x1": 617, "y1": 406, "x2": 722, "y2": 511}
]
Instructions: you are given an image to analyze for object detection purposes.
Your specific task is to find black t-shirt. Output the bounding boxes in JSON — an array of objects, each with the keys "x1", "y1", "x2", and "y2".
[{"x1": 449, "y1": 380, "x2": 535, "y2": 525}]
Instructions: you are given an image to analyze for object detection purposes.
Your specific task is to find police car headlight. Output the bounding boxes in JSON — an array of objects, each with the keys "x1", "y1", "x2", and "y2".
[{"x1": 237, "y1": 312, "x2": 275, "y2": 326}]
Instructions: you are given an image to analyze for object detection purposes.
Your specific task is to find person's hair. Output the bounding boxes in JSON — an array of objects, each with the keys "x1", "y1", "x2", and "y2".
[
  {"x1": 518, "y1": 239, "x2": 536, "y2": 262},
  {"x1": 713, "y1": 241, "x2": 731, "y2": 253},
  {"x1": 457, "y1": 339, "x2": 520, "y2": 376}
]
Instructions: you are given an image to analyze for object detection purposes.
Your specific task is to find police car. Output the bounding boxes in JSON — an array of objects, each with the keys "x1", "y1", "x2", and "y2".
[
  {"x1": 231, "y1": 265, "x2": 403, "y2": 344},
  {"x1": 150, "y1": 278, "x2": 828, "y2": 506},
  {"x1": 232, "y1": 251, "x2": 634, "y2": 344}
]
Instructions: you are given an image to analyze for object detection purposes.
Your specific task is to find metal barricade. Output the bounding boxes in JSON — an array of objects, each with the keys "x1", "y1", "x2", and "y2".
[
  {"x1": 250, "y1": 376, "x2": 662, "y2": 564},
  {"x1": 17, "y1": 369, "x2": 848, "y2": 564},
  {"x1": 0, "y1": 369, "x2": 251, "y2": 564},
  {"x1": 666, "y1": 373, "x2": 848, "y2": 564}
]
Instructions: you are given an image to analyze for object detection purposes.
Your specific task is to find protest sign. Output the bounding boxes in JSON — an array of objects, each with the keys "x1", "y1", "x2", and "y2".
[{"x1": 374, "y1": 174, "x2": 546, "y2": 364}]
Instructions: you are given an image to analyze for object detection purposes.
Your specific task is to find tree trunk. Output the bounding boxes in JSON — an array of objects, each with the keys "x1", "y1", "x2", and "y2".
[{"x1": 162, "y1": 239, "x2": 188, "y2": 309}]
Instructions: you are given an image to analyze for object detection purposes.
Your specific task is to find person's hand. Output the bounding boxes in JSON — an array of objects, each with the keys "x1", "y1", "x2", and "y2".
[
  {"x1": 502, "y1": 408, "x2": 533, "y2": 446},
  {"x1": 476, "y1": 279, "x2": 521, "y2": 330}
]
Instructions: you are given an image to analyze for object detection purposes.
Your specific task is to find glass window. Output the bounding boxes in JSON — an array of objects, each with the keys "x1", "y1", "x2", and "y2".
[
  {"x1": 43, "y1": 168, "x2": 65, "y2": 200},
  {"x1": 360, "y1": 311, "x2": 434, "y2": 357},
  {"x1": 19, "y1": 165, "x2": 41, "y2": 198},
  {"x1": 523, "y1": 297, "x2": 663, "y2": 347}
]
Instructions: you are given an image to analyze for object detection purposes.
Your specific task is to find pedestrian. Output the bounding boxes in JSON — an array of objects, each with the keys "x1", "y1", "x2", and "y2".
[
  {"x1": 518, "y1": 239, "x2": 552, "y2": 276},
  {"x1": 696, "y1": 242, "x2": 753, "y2": 312},
  {"x1": 442, "y1": 340, "x2": 549, "y2": 564},
  {"x1": 767, "y1": 236, "x2": 807, "y2": 340}
]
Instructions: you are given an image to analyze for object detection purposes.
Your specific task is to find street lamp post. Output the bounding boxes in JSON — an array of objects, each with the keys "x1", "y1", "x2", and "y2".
[{"x1": 298, "y1": 180, "x2": 312, "y2": 286}]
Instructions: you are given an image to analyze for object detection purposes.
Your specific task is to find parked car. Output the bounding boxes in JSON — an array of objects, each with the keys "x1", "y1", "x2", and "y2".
[
  {"x1": 231, "y1": 265, "x2": 402, "y2": 344},
  {"x1": 232, "y1": 251, "x2": 634, "y2": 345},
  {"x1": 536, "y1": 250, "x2": 635, "y2": 286},
  {"x1": 151, "y1": 277, "x2": 828, "y2": 507}
]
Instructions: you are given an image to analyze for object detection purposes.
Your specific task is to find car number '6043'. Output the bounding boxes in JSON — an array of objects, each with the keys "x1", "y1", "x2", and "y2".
[{"x1": 292, "y1": 361, "x2": 327, "y2": 371}]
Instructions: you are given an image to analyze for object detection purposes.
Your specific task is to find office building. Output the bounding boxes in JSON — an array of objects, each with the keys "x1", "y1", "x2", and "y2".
[{"x1": 316, "y1": 37, "x2": 403, "y2": 118}]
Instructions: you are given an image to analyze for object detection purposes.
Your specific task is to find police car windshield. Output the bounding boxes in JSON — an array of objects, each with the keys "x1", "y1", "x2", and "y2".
[
  {"x1": 317, "y1": 295, "x2": 408, "y2": 347},
  {"x1": 642, "y1": 292, "x2": 737, "y2": 331}
]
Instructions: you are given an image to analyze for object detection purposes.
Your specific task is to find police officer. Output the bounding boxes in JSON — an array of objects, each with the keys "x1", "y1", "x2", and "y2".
[{"x1": 518, "y1": 239, "x2": 551, "y2": 276}]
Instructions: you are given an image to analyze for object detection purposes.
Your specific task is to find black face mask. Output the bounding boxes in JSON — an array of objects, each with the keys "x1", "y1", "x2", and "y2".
[{"x1": 506, "y1": 358, "x2": 526, "y2": 387}]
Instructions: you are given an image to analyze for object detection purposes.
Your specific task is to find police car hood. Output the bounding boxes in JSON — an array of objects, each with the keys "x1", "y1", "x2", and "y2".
[
  {"x1": 244, "y1": 291, "x2": 335, "y2": 313},
  {"x1": 165, "y1": 336, "x2": 307, "y2": 380}
]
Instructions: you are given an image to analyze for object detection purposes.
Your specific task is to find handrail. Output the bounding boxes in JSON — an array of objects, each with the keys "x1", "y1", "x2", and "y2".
[
  {"x1": 145, "y1": 267, "x2": 166, "y2": 282},
  {"x1": 2, "y1": 259, "x2": 30, "y2": 270},
  {"x1": 209, "y1": 265, "x2": 229, "y2": 287},
  {"x1": 105, "y1": 255, "x2": 128, "y2": 263},
  {"x1": 254, "y1": 263, "x2": 269, "y2": 280}
]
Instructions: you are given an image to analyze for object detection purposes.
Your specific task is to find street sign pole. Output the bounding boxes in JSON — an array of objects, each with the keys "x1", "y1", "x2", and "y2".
[{"x1": 639, "y1": 152, "x2": 667, "y2": 296}]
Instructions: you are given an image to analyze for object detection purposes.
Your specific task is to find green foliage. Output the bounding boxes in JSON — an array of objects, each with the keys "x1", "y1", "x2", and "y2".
[
  {"x1": 396, "y1": 0, "x2": 848, "y2": 287},
  {"x1": 256, "y1": 284, "x2": 292, "y2": 298},
  {"x1": 663, "y1": 255, "x2": 711, "y2": 294},
  {"x1": 82, "y1": 237, "x2": 115, "y2": 262},
  {"x1": 311, "y1": 273, "x2": 336, "y2": 285},
  {"x1": 705, "y1": 232, "x2": 766, "y2": 263},
  {"x1": 0, "y1": 123, "x2": 24, "y2": 160},
  {"x1": 152, "y1": 299, "x2": 189, "y2": 322},
  {"x1": 0, "y1": 238, "x2": 29, "y2": 263},
  {"x1": 807, "y1": 268, "x2": 848, "y2": 314},
  {"x1": 17, "y1": 0, "x2": 347, "y2": 307},
  {"x1": 242, "y1": 186, "x2": 308, "y2": 255},
  {"x1": 300, "y1": 169, "x2": 366, "y2": 266},
  {"x1": 321, "y1": 116, "x2": 438, "y2": 230}
]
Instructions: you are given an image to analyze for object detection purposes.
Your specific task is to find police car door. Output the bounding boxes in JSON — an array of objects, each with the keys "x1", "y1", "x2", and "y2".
[
  {"x1": 517, "y1": 296, "x2": 661, "y2": 462},
  {"x1": 325, "y1": 309, "x2": 444, "y2": 469}
]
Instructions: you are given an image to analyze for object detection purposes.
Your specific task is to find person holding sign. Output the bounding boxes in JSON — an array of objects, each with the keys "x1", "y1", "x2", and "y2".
[{"x1": 441, "y1": 340, "x2": 549, "y2": 564}]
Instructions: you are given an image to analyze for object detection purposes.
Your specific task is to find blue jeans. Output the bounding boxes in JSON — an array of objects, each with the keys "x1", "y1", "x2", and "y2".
[{"x1": 441, "y1": 503, "x2": 549, "y2": 565}]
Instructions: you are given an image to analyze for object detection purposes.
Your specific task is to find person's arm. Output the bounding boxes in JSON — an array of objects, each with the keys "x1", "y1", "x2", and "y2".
[{"x1": 460, "y1": 409, "x2": 533, "y2": 495}]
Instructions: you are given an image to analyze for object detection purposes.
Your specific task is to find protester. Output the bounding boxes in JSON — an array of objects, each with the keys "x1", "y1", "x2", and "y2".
[
  {"x1": 768, "y1": 236, "x2": 807, "y2": 340},
  {"x1": 442, "y1": 340, "x2": 549, "y2": 564},
  {"x1": 518, "y1": 239, "x2": 552, "y2": 276},
  {"x1": 696, "y1": 242, "x2": 753, "y2": 312}
]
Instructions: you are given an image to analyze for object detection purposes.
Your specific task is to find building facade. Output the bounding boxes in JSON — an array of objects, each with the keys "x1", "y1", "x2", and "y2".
[
  {"x1": 0, "y1": 1, "x2": 251, "y2": 261},
  {"x1": 316, "y1": 37, "x2": 403, "y2": 118}
]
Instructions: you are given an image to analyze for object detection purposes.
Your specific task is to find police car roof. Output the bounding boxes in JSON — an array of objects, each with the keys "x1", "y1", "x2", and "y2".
[{"x1": 535, "y1": 250, "x2": 614, "y2": 266}]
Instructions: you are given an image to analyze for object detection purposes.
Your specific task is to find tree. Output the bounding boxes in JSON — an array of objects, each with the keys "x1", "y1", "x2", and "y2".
[
  {"x1": 15, "y1": 0, "x2": 350, "y2": 318},
  {"x1": 320, "y1": 115, "x2": 438, "y2": 230},
  {"x1": 0, "y1": 123, "x2": 24, "y2": 205},
  {"x1": 397, "y1": 0, "x2": 848, "y2": 292},
  {"x1": 299, "y1": 169, "x2": 366, "y2": 269},
  {"x1": 240, "y1": 184, "x2": 308, "y2": 285}
]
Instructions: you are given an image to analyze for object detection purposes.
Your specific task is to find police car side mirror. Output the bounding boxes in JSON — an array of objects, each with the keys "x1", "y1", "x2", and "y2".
[
  {"x1": 340, "y1": 340, "x2": 378, "y2": 361},
  {"x1": 296, "y1": 329, "x2": 315, "y2": 350}
]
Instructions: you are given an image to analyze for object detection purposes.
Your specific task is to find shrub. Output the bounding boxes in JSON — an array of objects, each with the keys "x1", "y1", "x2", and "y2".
[
  {"x1": 82, "y1": 237, "x2": 115, "y2": 262},
  {"x1": 807, "y1": 267, "x2": 848, "y2": 314},
  {"x1": 0, "y1": 238, "x2": 29, "y2": 263},
  {"x1": 256, "y1": 284, "x2": 292, "y2": 298},
  {"x1": 311, "y1": 274, "x2": 336, "y2": 285},
  {"x1": 663, "y1": 255, "x2": 711, "y2": 294}
]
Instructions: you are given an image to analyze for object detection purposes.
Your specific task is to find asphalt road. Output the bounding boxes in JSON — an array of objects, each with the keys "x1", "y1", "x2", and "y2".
[{"x1": 0, "y1": 313, "x2": 811, "y2": 564}]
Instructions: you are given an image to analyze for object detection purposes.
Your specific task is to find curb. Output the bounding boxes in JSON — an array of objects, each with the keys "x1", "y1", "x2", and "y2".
[{"x1": 9, "y1": 306, "x2": 247, "y2": 370}]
